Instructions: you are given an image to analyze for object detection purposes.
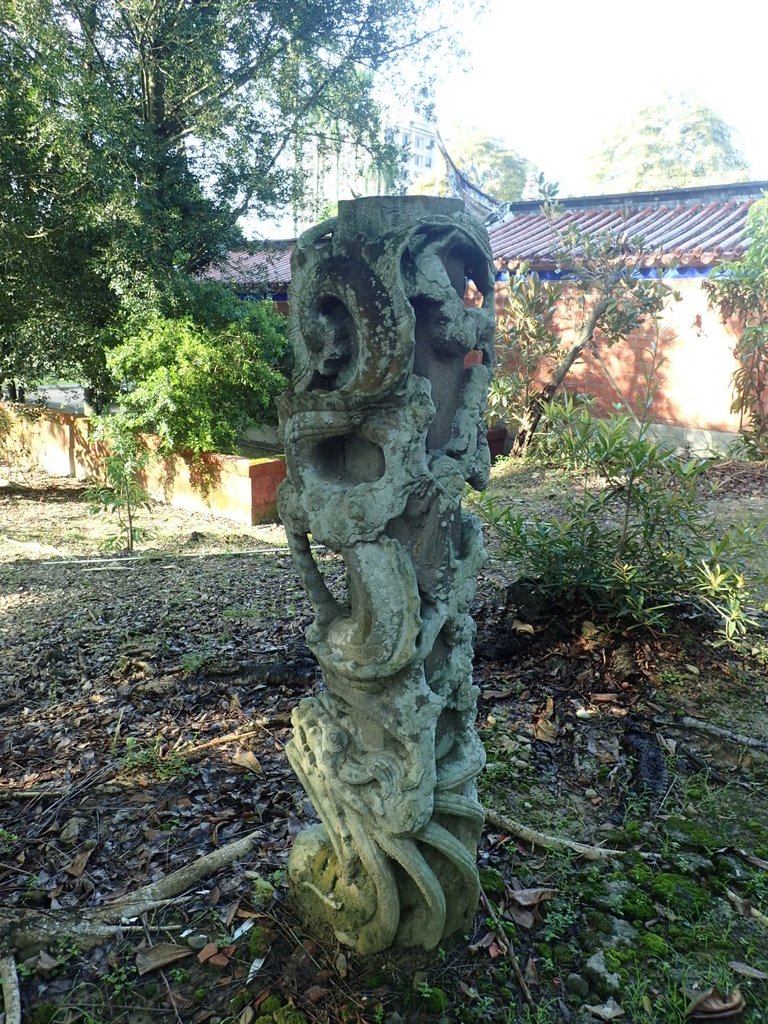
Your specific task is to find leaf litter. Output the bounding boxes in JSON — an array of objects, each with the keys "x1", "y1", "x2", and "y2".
[{"x1": 0, "y1": 468, "x2": 767, "y2": 1023}]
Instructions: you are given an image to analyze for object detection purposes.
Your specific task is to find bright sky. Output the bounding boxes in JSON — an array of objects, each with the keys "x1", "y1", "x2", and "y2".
[{"x1": 432, "y1": 0, "x2": 768, "y2": 196}]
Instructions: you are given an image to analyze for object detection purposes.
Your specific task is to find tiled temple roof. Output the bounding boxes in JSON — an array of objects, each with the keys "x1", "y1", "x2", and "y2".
[
  {"x1": 205, "y1": 241, "x2": 295, "y2": 293},
  {"x1": 210, "y1": 182, "x2": 767, "y2": 289},
  {"x1": 489, "y1": 181, "x2": 766, "y2": 270}
]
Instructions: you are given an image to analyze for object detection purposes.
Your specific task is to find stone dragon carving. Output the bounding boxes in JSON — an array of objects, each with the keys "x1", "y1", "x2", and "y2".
[{"x1": 277, "y1": 196, "x2": 495, "y2": 953}]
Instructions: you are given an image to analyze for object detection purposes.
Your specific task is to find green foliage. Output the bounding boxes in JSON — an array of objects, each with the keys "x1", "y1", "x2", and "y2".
[
  {"x1": 0, "y1": 827, "x2": 18, "y2": 852},
  {"x1": 495, "y1": 186, "x2": 678, "y2": 455},
  {"x1": 121, "y1": 737, "x2": 196, "y2": 781},
  {"x1": 448, "y1": 127, "x2": 537, "y2": 202},
  {"x1": 705, "y1": 194, "x2": 768, "y2": 457},
  {"x1": 1, "y1": 0, "x2": 449, "y2": 391},
  {"x1": 85, "y1": 414, "x2": 152, "y2": 554},
  {"x1": 591, "y1": 94, "x2": 749, "y2": 191},
  {"x1": 474, "y1": 390, "x2": 763, "y2": 641},
  {"x1": 487, "y1": 264, "x2": 561, "y2": 432},
  {"x1": 107, "y1": 299, "x2": 287, "y2": 454}
]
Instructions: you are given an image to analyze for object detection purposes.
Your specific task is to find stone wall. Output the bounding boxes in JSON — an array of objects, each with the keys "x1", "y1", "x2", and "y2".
[{"x1": 1, "y1": 403, "x2": 285, "y2": 525}]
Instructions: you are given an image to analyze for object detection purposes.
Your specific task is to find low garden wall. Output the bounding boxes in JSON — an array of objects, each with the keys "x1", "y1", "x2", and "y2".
[{"x1": 1, "y1": 403, "x2": 285, "y2": 526}]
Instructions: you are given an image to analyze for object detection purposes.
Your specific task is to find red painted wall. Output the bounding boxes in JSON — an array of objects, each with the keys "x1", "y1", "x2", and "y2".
[{"x1": 467, "y1": 277, "x2": 742, "y2": 435}]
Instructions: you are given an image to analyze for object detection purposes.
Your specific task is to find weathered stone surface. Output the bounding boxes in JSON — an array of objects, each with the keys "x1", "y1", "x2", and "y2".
[{"x1": 277, "y1": 195, "x2": 495, "y2": 953}]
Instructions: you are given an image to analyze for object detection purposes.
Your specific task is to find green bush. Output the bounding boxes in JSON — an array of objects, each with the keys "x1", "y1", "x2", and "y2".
[
  {"x1": 474, "y1": 399, "x2": 763, "y2": 641},
  {"x1": 107, "y1": 298, "x2": 287, "y2": 455}
]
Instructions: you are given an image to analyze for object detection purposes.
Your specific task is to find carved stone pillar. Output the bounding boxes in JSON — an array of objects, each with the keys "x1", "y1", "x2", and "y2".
[{"x1": 277, "y1": 196, "x2": 495, "y2": 954}]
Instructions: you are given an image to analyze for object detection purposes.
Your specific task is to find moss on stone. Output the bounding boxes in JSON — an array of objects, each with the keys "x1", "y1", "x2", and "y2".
[
  {"x1": 662, "y1": 816, "x2": 723, "y2": 852},
  {"x1": 619, "y1": 889, "x2": 655, "y2": 922},
  {"x1": 249, "y1": 924, "x2": 270, "y2": 957},
  {"x1": 637, "y1": 933, "x2": 669, "y2": 958},
  {"x1": 583, "y1": 910, "x2": 613, "y2": 935},
  {"x1": 274, "y1": 1006, "x2": 307, "y2": 1024},
  {"x1": 626, "y1": 864, "x2": 654, "y2": 886},
  {"x1": 478, "y1": 867, "x2": 505, "y2": 896},
  {"x1": 650, "y1": 872, "x2": 709, "y2": 914},
  {"x1": 552, "y1": 943, "x2": 576, "y2": 966}
]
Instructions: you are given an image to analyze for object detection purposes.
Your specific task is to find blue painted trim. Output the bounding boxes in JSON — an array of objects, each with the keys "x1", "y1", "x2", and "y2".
[
  {"x1": 534, "y1": 266, "x2": 713, "y2": 281},
  {"x1": 236, "y1": 291, "x2": 288, "y2": 302}
]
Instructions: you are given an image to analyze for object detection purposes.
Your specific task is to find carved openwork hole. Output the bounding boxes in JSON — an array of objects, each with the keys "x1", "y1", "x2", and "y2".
[
  {"x1": 305, "y1": 295, "x2": 359, "y2": 391},
  {"x1": 314, "y1": 434, "x2": 385, "y2": 484}
]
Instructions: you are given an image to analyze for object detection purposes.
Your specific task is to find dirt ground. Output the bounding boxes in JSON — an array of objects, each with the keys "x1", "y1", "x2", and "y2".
[{"x1": 1, "y1": 462, "x2": 767, "y2": 1024}]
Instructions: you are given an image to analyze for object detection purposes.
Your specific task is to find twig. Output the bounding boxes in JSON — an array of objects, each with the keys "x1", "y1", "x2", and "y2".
[
  {"x1": 177, "y1": 726, "x2": 269, "y2": 758},
  {"x1": 484, "y1": 807, "x2": 654, "y2": 861},
  {"x1": 1, "y1": 829, "x2": 261, "y2": 954},
  {"x1": 0, "y1": 954, "x2": 21, "y2": 1024},
  {"x1": 480, "y1": 889, "x2": 534, "y2": 1008},
  {"x1": 654, "y1": 716, "x2": 768, "y2": 753},
  {"x1": 0, "y1": 788, "x2": 70, "y2": 802}
]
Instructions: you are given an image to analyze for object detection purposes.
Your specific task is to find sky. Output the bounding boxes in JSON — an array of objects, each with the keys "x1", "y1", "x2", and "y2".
[{"x1": 431, "y1": 0, "x2": 768, "y2": 197}]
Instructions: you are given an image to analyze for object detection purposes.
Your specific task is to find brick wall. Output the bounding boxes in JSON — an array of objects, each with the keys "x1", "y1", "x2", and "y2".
[
  {"x1": 477, "y1": 276, "x2": 742, "y2": 435},
  {"x1": 1, "y1": 404, "x2": 285, "y2": 525}
]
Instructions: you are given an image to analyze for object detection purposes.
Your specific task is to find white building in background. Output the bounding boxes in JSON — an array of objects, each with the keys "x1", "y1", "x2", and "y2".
[
  {"x1": 392, "y1": 117, "x2": 439, "y2": 185},
  {"x1": 242, "y1": 113, "x2": 440, "y2": 240}
]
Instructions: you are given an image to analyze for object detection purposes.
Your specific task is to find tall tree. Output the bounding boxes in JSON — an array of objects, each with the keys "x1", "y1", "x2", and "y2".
[
  {"x1": 591, "y1": 94, "x2": 749, "y2": 192},
  {"x1": 0, "y1": 0, "x2": 452, "y2": 393},
  {"x1": 441, "y1": 126, "x2": 535, "y2": 202}
]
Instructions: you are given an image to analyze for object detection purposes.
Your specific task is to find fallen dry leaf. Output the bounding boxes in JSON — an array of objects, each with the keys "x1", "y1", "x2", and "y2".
[
  {"x1": 231, "y1": 749, "x2": 262, "y2": 773},
  {"x1": 207, "y1": 951, "x2": 232, "y2": 968},
  {"x1": 506, "y1": 906, "x2": 534, "y2": 929},
  {"x1": 686, "y1": 987, "x2": 746, "y2": 1020},
  {"x1": 729, "y1": 961, "x2": 768, "y2": 981},
  {"x1": 304, "y1": 985, "x2": 331, "y2": 1004},
  {"x1": 135, "y1": 943, "x2": 194, "y2": 976},
  {"x1": 468, "y1": 931, "x2": 496, "y2": 954},
  {"x1": 533, "y1": 696, "x2": 558, "y2": 743},
  {"x1": 725, "y1": 890, "x2": 753, "y2": 919},
  {"x1": 36, "y1": 951, "x2": 61, "y2": 972},
  {"x1": 508, "y1": 886, "x2": 558, "y2": 908},
  {"x1": 197, "y1": 942, "x2": 219, "y2": 964},
  {"x1": 511, "y1": 619, "x2": 535, "y2": 635},
  {"x1": 335, "y1": 952, "x2": 348, "y2": 978},
  {"x1": 64, "y1": 846, "x2": 94, "y2": 878},
  {"x1": 523, "y1": 957, "x2": 539, "y2": 987},
  {"x1": 658, "y1": 735, "x2": 678, "y2": 756}
]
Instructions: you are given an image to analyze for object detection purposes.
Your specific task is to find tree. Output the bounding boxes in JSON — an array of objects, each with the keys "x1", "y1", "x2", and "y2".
[
  {"x1": 0, "y1": 0, "x2": 452, "y2": 400},
  {"x1": 705, "y1": 194, "x2": 768, "y2": 456},
  {"x1": 591, "y1": 95, "x2": 749, "y2": 192},
  {"x1": 440, "y1": 126, "x2": 536, "y2": 202},
  {"x1": 458, "y1": 136, "x2": 531, "y2": 202}
]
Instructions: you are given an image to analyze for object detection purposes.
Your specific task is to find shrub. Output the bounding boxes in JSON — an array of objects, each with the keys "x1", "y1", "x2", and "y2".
[
  {"x1": 473, "y1": 399, "x2": 763, "y2": 641},
  {"x1": 705, "y1": 194, "x2": 768, "y2": 458},
  {"x1": 107, "y1": 299, "x2": 287, "y2": 455}
]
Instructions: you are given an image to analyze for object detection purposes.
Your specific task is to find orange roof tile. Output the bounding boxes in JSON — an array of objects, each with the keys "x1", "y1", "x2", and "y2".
[
  {"x1": 209, "y1": 182, "x2": 767, "y2": 290},
  {"x1": 489, "y1": 181, "x2": 767, "y2": 269}
]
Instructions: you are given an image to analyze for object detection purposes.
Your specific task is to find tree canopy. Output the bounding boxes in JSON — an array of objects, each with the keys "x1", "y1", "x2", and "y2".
[
  {"x1": 0, "y1": 0, "x2": 452, "y2": 398},
  {"x1": 450, "y1": 129, "x2": 535, "y2": 202},
  {"x1": 591, "y1": 95, "x2": 750, "y2": 193}
]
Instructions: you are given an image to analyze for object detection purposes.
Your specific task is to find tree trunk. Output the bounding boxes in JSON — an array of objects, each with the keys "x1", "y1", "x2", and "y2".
[{"x1": 510, "y1": 296, "x2": 609, "y2": 457}]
